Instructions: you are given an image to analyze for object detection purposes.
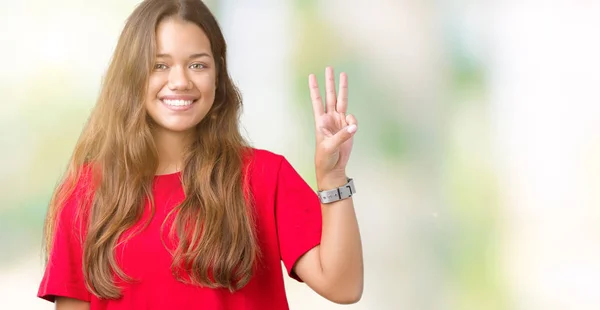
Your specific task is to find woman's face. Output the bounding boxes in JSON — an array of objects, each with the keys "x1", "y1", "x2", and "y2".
[{"x1": 146, "y1": 17, "x2": 217, "y2": 134}]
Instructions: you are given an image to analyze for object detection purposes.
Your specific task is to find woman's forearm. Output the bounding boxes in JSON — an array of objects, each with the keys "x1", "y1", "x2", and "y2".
[{"x1": 317, "y1": 175, "x2": 364, "y2": 301}]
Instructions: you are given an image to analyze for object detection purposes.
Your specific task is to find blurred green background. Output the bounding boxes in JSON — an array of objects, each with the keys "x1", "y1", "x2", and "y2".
[{"x1": 2, "y1": 1, "x2": 600, "y2": 309}]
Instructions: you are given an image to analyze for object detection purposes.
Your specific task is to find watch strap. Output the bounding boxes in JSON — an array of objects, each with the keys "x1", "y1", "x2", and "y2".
[{"x1": 317, "y1": 178, "x2": 356, "y2": 204}]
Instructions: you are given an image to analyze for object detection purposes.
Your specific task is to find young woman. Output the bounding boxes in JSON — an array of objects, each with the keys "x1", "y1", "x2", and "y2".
[{"x1": 38, "y1": 1, "x2": 363, "y2": 309}]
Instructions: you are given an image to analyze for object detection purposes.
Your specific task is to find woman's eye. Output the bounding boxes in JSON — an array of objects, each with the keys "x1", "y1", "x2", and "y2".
[
  {"x1": 154, "y1": 63, "x2": 168, "y2": 70},
  {"x1": 190, "y1": 63, "x2": 206, "y2": 70}
]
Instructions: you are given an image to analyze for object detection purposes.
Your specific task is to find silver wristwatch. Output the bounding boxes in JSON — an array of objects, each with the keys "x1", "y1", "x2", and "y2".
[{"x1": 317, "y1": 178, "x2": 356, "y2": 204}]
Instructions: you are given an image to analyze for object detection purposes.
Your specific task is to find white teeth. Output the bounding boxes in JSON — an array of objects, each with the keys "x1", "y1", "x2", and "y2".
[{"x1": 163, "y1": 99, "x2": 194, "y2": 106}]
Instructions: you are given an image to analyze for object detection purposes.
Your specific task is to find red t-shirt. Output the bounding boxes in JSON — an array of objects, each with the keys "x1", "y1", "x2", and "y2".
[{"x1": 38, "y1": 149, "x2": 323, "y2": 310}]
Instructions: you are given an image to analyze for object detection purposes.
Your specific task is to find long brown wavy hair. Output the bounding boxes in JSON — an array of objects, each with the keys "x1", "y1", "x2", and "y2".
[{"x1": 43, "y1": 0, "x2": 258, "y2": 299}]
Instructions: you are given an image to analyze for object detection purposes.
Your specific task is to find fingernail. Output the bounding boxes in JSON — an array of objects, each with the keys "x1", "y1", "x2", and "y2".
[{"x1": 347, "y1": 124, "x2": 357, "y2": 134}]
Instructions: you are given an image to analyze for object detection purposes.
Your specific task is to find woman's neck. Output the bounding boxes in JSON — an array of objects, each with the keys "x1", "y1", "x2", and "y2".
[{"x1": 153, "y1": 129, "x2": 194, "y2": 175}]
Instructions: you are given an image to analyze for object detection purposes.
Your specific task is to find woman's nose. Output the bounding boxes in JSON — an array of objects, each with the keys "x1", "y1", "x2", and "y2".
[{"x1": 168, "y1": 66, "x2": 192, "y2": 90}]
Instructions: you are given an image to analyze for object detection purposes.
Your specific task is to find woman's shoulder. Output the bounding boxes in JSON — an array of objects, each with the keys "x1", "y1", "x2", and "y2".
[
  {"x1": 57, "y1": 163, "x2": 98, "y2": 214},
  {"x1": 243, "y1": 148, "x2": 288, "y2": 181},
  {"x1": 69, "y1": 163, "x2": 99, "y2": 197},
  {"x1": 244, "y1": 147, "x2": 285, "y2": 165}
]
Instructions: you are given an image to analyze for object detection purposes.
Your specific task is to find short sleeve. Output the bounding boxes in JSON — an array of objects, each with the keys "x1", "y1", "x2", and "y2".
[
  {"x1": 38, "y1": 176, "x2": 92, "y2": 302},
  {"x1": 275, "y1": 157, "x2": 322, "y2": 282}
]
